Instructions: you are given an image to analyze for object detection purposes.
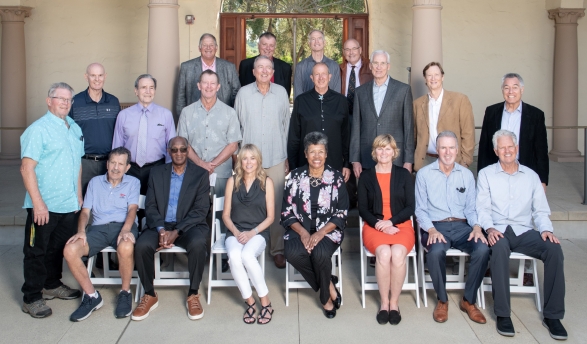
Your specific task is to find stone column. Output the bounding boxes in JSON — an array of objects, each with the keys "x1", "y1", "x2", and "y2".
[
  {"x1": 147, "y1": 0, "x2": 180, "y2": 119},
  {"x1": 410, "y1": 0, "x2": 443, "y2": 100},
  {"x1": 0, "y1": 6, "x2": 32, "y2": 160},
  {"x1": 548, "y1": 8, "x2": 585, "y2": 162}
]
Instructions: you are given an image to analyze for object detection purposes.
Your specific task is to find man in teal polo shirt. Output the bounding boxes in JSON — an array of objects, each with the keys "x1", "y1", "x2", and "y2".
[{"x1": 20, "y1": 82, "x2": 85, "y2": 318}]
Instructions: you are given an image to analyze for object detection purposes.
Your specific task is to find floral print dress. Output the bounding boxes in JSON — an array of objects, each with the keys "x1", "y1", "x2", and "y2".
[{"x1": 281, "y1": 165, "x2": 349, "y2": 244}]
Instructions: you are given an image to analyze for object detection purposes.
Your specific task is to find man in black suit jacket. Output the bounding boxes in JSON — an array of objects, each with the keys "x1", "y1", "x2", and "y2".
[
  {"x1": 132, "y1": 136, "x2": 210, "y2": 321},
  {"x1": 477, "y1": 73, "x2": 549, "y2": 188},
  {"x1": 238, "y1": 32, "x2": 292, "y2": 97}
]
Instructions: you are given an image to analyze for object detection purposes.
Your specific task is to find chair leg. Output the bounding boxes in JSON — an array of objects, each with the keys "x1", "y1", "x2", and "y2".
[
  {"x1": 337, "y1": 252, "x2": 343, "y2": 306},
  {"x1": 532, "y1": 259, "x2": 542, "y2": 312},
  {"x1": 361, "y1": 250, "x2": 366, "y2": 309},
  {"x1": 207, "y1": 250, "x2": 214, "y2": 305},
  {"x1": 412, "y1": 255, "x2": 420, "y2": 308},
  {"x1": 418, "y1": 250, "x2": 428, "y2": 308},
  {"x1": 285, "y1": 263, "x2": 290, "y2": 307}
]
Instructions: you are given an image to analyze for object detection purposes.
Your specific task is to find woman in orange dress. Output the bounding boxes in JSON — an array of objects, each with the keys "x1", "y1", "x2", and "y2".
[{"x1": 358, "y1": 134, "x2": 415, "y2": 325}]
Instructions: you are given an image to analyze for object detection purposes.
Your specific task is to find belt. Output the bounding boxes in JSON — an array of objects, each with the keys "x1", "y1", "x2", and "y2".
[
  {"x1": 433, "y1": 217, "x2": 467, "y2": 223},
  {"x1": 82, "y1": 154, "x2": 108, "y2": 161},
  {"x1": 131, "y1": 158, "x2": 165, "y2": 168},
  {"x1": 426, "y1": 153, "x2": 439, "y2": 158}
]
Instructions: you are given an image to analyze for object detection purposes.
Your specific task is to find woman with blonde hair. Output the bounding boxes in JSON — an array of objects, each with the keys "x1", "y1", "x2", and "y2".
[
  {"x1": 358, "y1": 134, "x2": 415, "y2": 325},
  {"x1": 223, "y1": 144, "x2": 275, "y2": 324}
]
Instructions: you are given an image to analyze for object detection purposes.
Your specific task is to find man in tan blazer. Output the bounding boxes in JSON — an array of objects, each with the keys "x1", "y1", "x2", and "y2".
[{"x1": 413, "y1": 62, "x2": 475, "y2": 171}]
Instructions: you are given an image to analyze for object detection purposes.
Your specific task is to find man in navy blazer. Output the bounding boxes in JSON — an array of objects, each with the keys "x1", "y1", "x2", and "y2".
[
  {"x1": 238, "y1": 32, "x2": 292, "y2": 97},
  {"x1": 132, "y1": 136, "x2": 210, "y2": 321},
  {"x1": 477, "y1": 73, "x2": 549, "y2": 188}
]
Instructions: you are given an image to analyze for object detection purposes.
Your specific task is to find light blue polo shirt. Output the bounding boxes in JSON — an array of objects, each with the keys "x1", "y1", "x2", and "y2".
[
  {"x1": 83, "y1": 173, "x2": 140, "y2": 225},
  {"x1": 21, "y1": 111, "x2": 85, "y2": 213}
]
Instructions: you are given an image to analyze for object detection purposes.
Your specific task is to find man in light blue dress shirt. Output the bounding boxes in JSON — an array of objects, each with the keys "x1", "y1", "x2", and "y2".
[
  {"x1": 477, "y1": 130, "x2": 567, "y2": 340},
  {"x1": 415, "y1": 131, "x2": 489, "y2": 324},
  {"x1": 20, "y1": 82, "x2": 84, "y2": 318}
]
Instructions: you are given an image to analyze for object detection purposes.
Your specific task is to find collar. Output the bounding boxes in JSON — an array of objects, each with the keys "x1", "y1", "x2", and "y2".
[
  {"x1": 430, "y1": 159, "x2": 464, "y2": 174},
  {"x1": 494, "y1": 161, "x2": 525, "y2": 175},
  {"x1": 374, "y1": 76, "x2": 390, "y2": 87},
  {"x1": 254, "y1": 82, "x2": 274, "y2": 95},
  {"x1": 202, "y1": 58, "x2": 216, "y2": 69},
  {"x1": 503, "y1": 101, "x2": 523, "y2": 115},
  {"x1": 135, "y1": 102, "x2": 155, "y2": 113},
  {"x1": 102, "y1": 173, "x2": 129, "y2": 187},
  {"x1": 197, "y1": 98, "x2": 219, "y2": 112},
  {"x1": 428, "y1": 88, "x2": 444, "y2": 103},
  {"x1": 171, "y1": 168, "x2": 186, "y2": 177},
  {"x1": 347, "y1": 59, "x2": 362, "y2": 70},
  {"x1": 46, "y1": 111, "x2": 75, "y2": 126},
  {"x1": 83, "y1": 87, "x2": 108, "y2": 104}
]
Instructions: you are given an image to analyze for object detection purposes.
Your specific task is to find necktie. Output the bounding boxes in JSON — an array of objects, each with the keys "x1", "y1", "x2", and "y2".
[
  {"x1": 347, "y1": 66, "x2": 356, "y2": 115},
  {"x1": 136, "y1": 108, "x2": 148, "y2": 167}
]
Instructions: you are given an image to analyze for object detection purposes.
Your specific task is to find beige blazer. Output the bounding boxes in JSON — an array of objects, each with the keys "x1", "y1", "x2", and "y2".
[{"x1": 413, "y1": 90, "x2": 475, "y2": 171}]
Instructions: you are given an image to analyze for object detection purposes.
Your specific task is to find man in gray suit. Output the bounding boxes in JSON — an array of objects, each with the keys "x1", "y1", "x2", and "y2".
[
  {"x1": 176, "y1": 33, "x2": 241, "y2": 114},
  {"x1": 350, "y1": 50, "x2": 415, "y2": 177}
]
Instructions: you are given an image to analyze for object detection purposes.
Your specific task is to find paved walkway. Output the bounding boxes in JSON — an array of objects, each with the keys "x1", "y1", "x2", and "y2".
[{"x1": 1, "y1": 159, "x2": 586, "y2": 343}]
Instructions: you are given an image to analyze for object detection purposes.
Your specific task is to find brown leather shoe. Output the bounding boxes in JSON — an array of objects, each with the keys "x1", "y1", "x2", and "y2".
[
  {"x1": 433, "y1": 300, "x2": 448, "y2": 323},
  {"x1": 132, "y1": 293, "x2": 158, "y2": 321},
  {"x1": 186, "y1": 294, "x2": 204, "y2": 320},
  {"x1": 460, "y1": 298, "x2": 486, "y2": 324},
  {"x1": 274, "y1": 254, "x2": 286, "y2": 269}
]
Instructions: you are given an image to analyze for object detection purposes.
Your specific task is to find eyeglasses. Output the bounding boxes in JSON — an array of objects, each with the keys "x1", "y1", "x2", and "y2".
[
  {"x1": 51, "y1": 97, "x2": 74, "y2": 104},
  {"x1": 343, "y1": 47, "x2": 360, "y2": 53},
  {"x1": 371, "y1": 62, "x2": 389, "y2": 68},
  {"x1": 170, "y1": 147, "x2": 188, "y2": 153}
]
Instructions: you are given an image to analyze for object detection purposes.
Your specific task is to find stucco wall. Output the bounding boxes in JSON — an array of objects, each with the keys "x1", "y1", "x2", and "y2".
[{"x1": 0, "y1": 0, "x2": 585, "y2": 153}]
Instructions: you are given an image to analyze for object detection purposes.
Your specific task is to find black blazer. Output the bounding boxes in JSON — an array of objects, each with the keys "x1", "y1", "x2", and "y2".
[
  {"x1": 145, "y1": 161, "x2": 210, "y2": 234},
  {"x1": 238, "y1": 55, "x2": 292, "y2": 97},
  {"x1": 477, "y1": 101, "x2": 549, "y2": 184},
  {"x1": 357, "y1": 165, "x2": 415, "y2": 227}
]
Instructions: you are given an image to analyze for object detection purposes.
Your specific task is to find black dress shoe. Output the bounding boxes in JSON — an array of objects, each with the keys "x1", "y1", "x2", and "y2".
[
  {"x1": 543, "y1": 318, "x2": 568, "y2": 340},
  {"x1": 376, "y1": 310, "x2": 389, "y2": 324},
  {"x1": 323, "y1": 305, "x2": 336, "y2": 319},
  {"x1": 389, "y1": 309, "x2": 401, "y2": 325},
  {"x1": 221, "y1": 258, "x2": 229, "y2": 273},
  {"x1": 330, "y1": 275, "x2": 341, "y2": 309},
  {"x1": 496, "y1": 316, "x2": 515, "y2": 337}
]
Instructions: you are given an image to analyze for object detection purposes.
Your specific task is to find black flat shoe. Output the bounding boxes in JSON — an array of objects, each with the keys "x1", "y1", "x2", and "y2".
[
  {"x1": 389, "y1": 309, "x2": 401, "y2": 325},
  {"x1": 330, "y1": 275, "x2": 341, "y2": 309},
  {"x1": 322, "y1": 305, "x2": 336, "y2": 319},
  {"x1": 376, "y1": 310, "x2": 389, "y2": 324},
  {"x1": 543, "y1": 318, "x2": 568, "y2": 340},
  {"x1": 496, "y1": 316, "x2": 515, "y2": 337}
]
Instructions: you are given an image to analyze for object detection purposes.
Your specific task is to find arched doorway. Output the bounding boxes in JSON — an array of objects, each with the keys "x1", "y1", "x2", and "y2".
[{"x1": 219, "y1": 0, "x2": 369, "y2": 76}]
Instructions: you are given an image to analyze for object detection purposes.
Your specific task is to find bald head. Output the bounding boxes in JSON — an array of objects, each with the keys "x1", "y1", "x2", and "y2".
[
  {"x1": 343, "y1": 39, "x2": 362, "y2": 65},
  {"x1": 85, "y1": 63, "x2": 106, "y2": 93}
]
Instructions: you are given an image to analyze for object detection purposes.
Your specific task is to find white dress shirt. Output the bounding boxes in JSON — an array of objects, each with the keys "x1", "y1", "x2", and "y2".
[
  {"x1": 426, "y1": 89, "x2": 444, "y2": 154},
  {"x1": 344, "y1": 59, "x2": 362, "y2": 96},
  {"x1": 501, "y1": 102, "x2": 522, "y2": 159},
  {"x1": 476, "y1": 162, "x2": 553, "y2": 236}
]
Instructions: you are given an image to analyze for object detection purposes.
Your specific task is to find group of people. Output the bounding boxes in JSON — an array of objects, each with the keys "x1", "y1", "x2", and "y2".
[{"x1": 18, "y1": 28, "x2": 566, "y2": 340}]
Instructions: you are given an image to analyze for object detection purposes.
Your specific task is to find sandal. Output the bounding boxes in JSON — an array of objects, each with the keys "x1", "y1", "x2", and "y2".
[
  {"x1": 257, "y1": 302, "x2": 274, "y2": 325},
  {"x1": 243, "y1": 301, "x2": 256, "y2": 324}
]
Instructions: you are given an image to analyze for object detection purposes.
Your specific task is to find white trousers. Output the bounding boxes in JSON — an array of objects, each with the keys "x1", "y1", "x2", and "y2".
[{"x1": 225, "y1": 235, "x2": 268, "y2": 299}]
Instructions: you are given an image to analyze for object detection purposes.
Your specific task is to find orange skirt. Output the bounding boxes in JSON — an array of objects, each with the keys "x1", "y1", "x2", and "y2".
[{"x1": 362, "y1": 219, "x2": 415, "y2": 254}]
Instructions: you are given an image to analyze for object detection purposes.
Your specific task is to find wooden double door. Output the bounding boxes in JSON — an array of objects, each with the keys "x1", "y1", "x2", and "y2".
[{"x1": 219, "y1": 13, "x2": 369, "y2": 70}]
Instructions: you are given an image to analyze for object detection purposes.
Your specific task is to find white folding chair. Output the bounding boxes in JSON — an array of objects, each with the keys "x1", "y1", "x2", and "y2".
[
  {"x1": 481, "y1": 252, "x2": 541, "y2": 311},
  {"x1": 87, "y1": 247, "x2": 141, "y2": 302},
  {"x1": 417, "y1": 226, "x2": 484, "y2": 308},
  {"x1": 207, "y1": 195, "x2": 266, "y2": 304},
  {"x1": 285, "y1": 247, "x2": 342, "y2": 307},
  {"x1": 359, "y1": 216, "x2": 420, "y2": 308}
]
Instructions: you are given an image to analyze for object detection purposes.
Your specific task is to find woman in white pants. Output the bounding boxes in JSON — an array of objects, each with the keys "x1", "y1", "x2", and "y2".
[{"x1": 223, "y1": 144, "x2": 275, "y2": 324}]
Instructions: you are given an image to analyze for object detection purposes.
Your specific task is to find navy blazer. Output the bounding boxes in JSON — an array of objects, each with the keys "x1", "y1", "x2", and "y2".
[{"x1": 477, "y1": 101, "x2": 549, "y2": 185}]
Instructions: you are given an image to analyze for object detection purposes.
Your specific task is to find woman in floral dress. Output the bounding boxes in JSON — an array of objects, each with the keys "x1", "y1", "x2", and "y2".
[{"x1": 281, "y1": 131, "x2": 349, "y2": 319}]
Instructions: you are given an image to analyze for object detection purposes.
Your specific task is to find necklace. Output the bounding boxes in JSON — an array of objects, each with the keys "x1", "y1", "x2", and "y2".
[{"x1": 309, "y1": 176, "x2": 322, "y2": 187}]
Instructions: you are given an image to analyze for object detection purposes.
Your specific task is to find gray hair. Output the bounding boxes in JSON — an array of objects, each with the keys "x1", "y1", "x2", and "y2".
[
  {"x1": 168, "y1": 136, "x2": 189, "y2": 148},
  {"x1": 370, "y1": 50, "x2": 391, "y2": 64},
  {"x1": 254, "y1": 55, "x2": 274, "y2": 69},
  {"x1": 109, "y1": 147, "x2": 132, "y2": 165},
  {"x1": 134, "y1": 74, "x2": 157, "y2": 89},
  {"x1": 492, "y1": 130, "x2": 518, "y2": 149},
  {"x1": 501, "y1": 73, "x2": 524, "y2": 88},
  {"x1": 303, "y1": 131, "x2": 328, "y2": 153},
  {"x1": 48, "y1": 82, "x2": 74, "y2": 97},
  {"x1": 436, "y1": 130, "x2": 458, "y2": 148},
  {"x1": 199, "y1": 33, "x2": 217, "y2": 47},
  {"x1": 308, "y1": 29, "x2": 325, "y2": 40}
]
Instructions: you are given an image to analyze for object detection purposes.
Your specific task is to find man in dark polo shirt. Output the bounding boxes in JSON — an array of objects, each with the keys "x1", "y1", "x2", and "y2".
[{"x1": 69, "y1": 63, "x2": 121, "y2": 196}]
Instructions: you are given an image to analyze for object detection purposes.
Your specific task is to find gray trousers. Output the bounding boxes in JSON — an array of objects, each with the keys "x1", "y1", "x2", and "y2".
[
  {"x1": 422, "y1": 221, "x2": 490, "y2": 303},
  {"x1": 490, "y1": 226, "x2": 565, "y2": 319},
  {"x1": 265, "y1": 161, "x2": 286, "y2": 256},
  {"x1": 81, "y1": 158, "x2": 107, "y2": 197}
]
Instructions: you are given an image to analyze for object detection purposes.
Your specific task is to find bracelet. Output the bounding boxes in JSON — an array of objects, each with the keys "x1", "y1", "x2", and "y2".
[{"x1": 254, "y1": 227, "x2": 259, "y2": 234}]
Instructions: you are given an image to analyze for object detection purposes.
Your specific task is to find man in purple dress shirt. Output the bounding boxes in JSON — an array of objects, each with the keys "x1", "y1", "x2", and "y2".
[{"x1": 112, "y1": 74, "x2": 176, "y2": 228}]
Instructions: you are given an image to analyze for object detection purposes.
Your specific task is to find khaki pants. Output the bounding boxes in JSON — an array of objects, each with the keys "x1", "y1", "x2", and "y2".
[{"x1": 265, "y1": 160, "x2": 286, "y2": 256}]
